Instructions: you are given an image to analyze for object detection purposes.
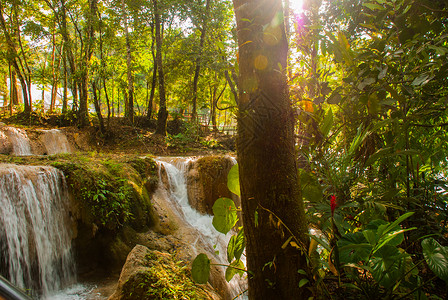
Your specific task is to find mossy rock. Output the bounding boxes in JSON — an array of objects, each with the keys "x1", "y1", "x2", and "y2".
[{"x1": 111, "y1": 245, "x2": 220, "y2": 300}]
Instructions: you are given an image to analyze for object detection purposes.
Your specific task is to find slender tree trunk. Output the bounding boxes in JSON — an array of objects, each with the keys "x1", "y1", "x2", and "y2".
[
  {"x1": 59, "y1": 0, "x2": 78, "y2": 107},
  {"x1": 224, "y1": 69, "x2": 238, "y2": 105},
  {"x1": 191, "y1": 0, "x2": 211, "y2": 121},
  {"x1": 111, "y1": 80, "x2": 115, "y2": 117},
  {"x1": 233, "y1": 0, "x2": 310, "y2": 298},
  {"x1": 12, "y1": 3, "x2": 32, "y2": 112},
  {"x1": 51, "y1": 40, "x2": 63, "y2": 112},
  {"x1": 121, "y1": 0, "x2": 134, "y2": 124},
  {"x1": 0, "y1": 2, "x2": 30, "y2": 114},
  {"x1": 50, "y1": 29, "x2": 57, "y2": 112},
  {"x1": 9, "y1": 67, "x2": 18, "y2": 106},
  {"x1": 103, "y1": 79, "x2": 111, "y2": 128},
  {"x1": 117, "y1": 89, "x2": 120, "y2": 116},
  {"x1": 98, "y1": 13, "x2": 111, "y2": 128},
  {"x1": 153, "y1": 0, "x2": 168, "y2": 136},
  {"x1": 92, "y1": 81, "x2": 105, "y2": 134},
  {"x1": 2, "y1": 72, "x2": 8, "y2": 108},
  {"x1": 147, "y1": 21, "x2": 157, "y2": 120},
  {"x1": 62, "y1": 52, "x2": 68, "y2": 113},
  {"x1": 78, "y1": 0, "x2": 97, "y2": 126}
]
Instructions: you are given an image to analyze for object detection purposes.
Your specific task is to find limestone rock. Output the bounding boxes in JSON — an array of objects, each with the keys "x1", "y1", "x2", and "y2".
[{"x1": 186, "y1": 156, "x2": 240, "y2": 215}]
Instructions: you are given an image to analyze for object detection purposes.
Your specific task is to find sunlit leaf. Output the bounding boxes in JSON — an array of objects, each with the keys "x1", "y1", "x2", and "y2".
[
  {"x1": 212, "y1": 197, "x2": 237, "y2": 234},
  {"x1": 227, "y1": 164, "x2": 240, "y2": 197}
]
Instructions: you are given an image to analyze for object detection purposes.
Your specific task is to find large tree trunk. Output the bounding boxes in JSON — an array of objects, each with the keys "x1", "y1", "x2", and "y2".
[
  {"x1": 153, "y1": 0, "x2": 168, "y2": 136},
  {"x1": 191, "y1": 0, "x2": 211, "y2": 121},
  {"x1": 233, "y1": 0, "x2": 310, "y2": 298}
]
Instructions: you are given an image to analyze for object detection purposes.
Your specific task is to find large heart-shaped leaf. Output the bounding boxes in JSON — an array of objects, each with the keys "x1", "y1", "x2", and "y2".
[
  {"x1": 338, "y1": 232, "x2": 371, "y2": 264},
  {"x1": 370, "y1": 245, "x2": 408, "y2": 289},
  {"x1": 212, "y1": 197, "x2": 238, "y2": 234},
  {"x1": 192, "y1": 253, "x2": 210, "y2": 284},
  {"x1": 422, "y1": 238, "x2": 448, "y2": 282}
]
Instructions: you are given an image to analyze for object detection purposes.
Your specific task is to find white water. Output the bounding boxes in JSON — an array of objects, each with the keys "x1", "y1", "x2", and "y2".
[
  {"x1": 4, "y1": 127, "x2": 32, "y2": 155},
  {"x1": 156, "y1": 157, "x2": 247, "y2": 299},
  {"x1": 40, "y1": 129, "x2": 72, "y2": 155},
  {"x1": 0, "y1": 164, "x2": 76, "y2": 298}
]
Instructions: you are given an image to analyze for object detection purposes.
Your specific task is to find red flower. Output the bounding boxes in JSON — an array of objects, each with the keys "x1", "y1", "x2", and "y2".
[{"x1": 330, "y1": 195, "x2": 336, "y2": 217}]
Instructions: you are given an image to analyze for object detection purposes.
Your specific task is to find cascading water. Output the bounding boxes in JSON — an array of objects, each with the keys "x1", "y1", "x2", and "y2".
[
  {"x1": 0, "y1": 164, "x2": 76, "y2": 298},
  {"x1": 156, "y1": 157, "x2": 247, "y2": 299},
  {"x1": 40, "y1": 129, "x2": 72, "y2": 155},
  {"x1": 4, "y1": 127, "x2": 32, "y2": 156}
]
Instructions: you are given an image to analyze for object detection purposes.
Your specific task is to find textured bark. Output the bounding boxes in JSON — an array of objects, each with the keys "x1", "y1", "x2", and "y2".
[
  {"x1": 153, "y1": 0, "x2": 168, "y2": 136},
  {"x1": 233, "y1": 0, "x2": 310, "y2": 298}
]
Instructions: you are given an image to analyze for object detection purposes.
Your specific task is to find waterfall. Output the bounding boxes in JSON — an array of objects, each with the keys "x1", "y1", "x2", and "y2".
[
  {"x1": 156, "y1": 157, "x2": 247, "y2": 299},
  {"x1": 0, "y1": 164, "x2": 76, "y2": 298},
  {"x1": 4, "y1": 127, "x2": 32, "y2": 156},
  {"x1": 40, "y1": 129, "x2": 72, "y2": 155}
]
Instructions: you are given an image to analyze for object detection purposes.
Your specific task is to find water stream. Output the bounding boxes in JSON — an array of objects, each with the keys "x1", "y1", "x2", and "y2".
[
  {"x1": 40, "y1": 129, "x2": 72, "y2": 155},
  {"x1": 156, "y1": 157, "x2": 247, "y2": 299},
  {"x1": 0, "y1": 155, "x2": 246, "y2": 299},
  {"x1": 0, "y1": 165, "x2": 76, "y2": 298},
  {"x1": 4, "y1": 127, "x2": 32, "y2": 156}
]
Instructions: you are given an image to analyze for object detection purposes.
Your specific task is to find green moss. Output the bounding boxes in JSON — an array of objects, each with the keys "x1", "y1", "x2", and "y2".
[
  {"x1": 121, "y1": 251, "x2": 212, "y2": 300},
  {"x1": 48, "y1": 153, "x2": 158, "y2": 231},
  {"x1": 127, "y1": 156, "x2": 158, "y2": 178}
]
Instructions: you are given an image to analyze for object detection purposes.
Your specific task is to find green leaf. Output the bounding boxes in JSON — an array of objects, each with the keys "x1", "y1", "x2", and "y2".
[
  {"x1": 300, "y1": 169, "x2": 323, "y2": 203},
  {"x1": 310, "y1": 235, "x2": 331, "y2": 252},
  {"x1": 297, "y1": 269, "x2": 307, "y2": 275},
  {"x1": 380, "y1": 212, "x2": 414, "y2": 238},
  {"x1": 363, "y1": 2, "x2": 384, "y2": 10},
  {"x1": 341, "y1": 283, "x2": 362, "y2": 291},
  {"x1": 412, "y1": 74, "x2": 430, "y2": 86},
  {"x1": 422, "y1": 238, "x2": 448, "y2": 282},
  {"x1": 370, "y1": 245, "x2": 408, "y2": 289},
  {"x1": 192, "y1": 254, "x2": 211, "y2": 284},
  {"x1": 320, "y1": 108, "x2": 334, "y2": 138},
  {"x1": 212, "y1": 197, "x2": 238, "y2": 234},
  {"x1": 227, "y1": 235, "x2": 236, "y2": 263},
  {"x1": 327, "y1": 91, "x2": 341, "y2": 104},
  {"x1": 227, "y1": 164, "x2": 240, "y2": 197},
  {"x1": 225, "y1": 259, "x2": 245, "y2": 282},
  {"x1": 338, "y1": 232, "x2": 371, "y2": 264},
  {"x1": 234, "y1": 229, "x2": 246, "y2": 260},
  {"x1": 227, "y1": 229, "x2": 245, "y2": 263},
  {"x1": 299, "y1": 278, "x2": 309, "y2": 288}
]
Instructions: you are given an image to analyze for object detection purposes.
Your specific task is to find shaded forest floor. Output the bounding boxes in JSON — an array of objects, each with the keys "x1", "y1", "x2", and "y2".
[{"x1": 0, "y1": 111, "x2": 236, "y2": 156}]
